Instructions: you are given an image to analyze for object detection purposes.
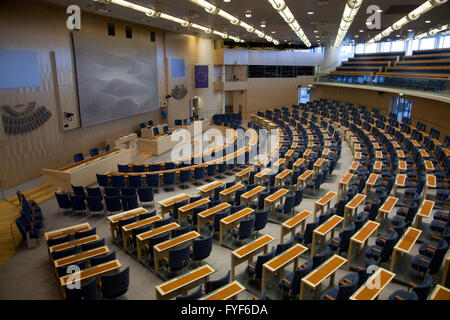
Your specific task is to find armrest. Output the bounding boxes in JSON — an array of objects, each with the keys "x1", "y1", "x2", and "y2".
[
  {"x1": 372, "y1": 247, "x2": 381, "y2": 253},
  {"x1": 419, "y1": 257, "x2": 430, "y2": 264},
  {"x1": 431, "y1": 235, "x2": 442, "y2": 241},
  {"x1": 324, "y1": 294, "x2": 335, "y2": 300},
  {"x1": 425, "y1": 247, "x2": 436, "y2": 253},
  {"x1": 394, "y1": 295, "x2": 405, "y2": 300},
  {"x1": 247, "y1": 264, "x2": 255, "y2": 269},
  {"x1": 425, "y1": 244, "x2": 436, "y2": 249},
  {"x1": 408, "y1": 282, "x2": 416, "y2": 288}
]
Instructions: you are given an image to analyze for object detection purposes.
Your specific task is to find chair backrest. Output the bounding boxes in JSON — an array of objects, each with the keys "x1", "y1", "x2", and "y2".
[
  {"x1": 121, "y1": 187, "x2": 136, "y2": 196},
  {"x1": 163, "y1": 171, "x2": 176, "y2": 185},
  {"x1": 117, "y1": 164, "x2": 129, "y2": 173},
  {"x1": 294, "y1": 188, "x2": 304, "y2": 206},
  {"x1": 429, "y1": 239, "x2": 449, "y2": 273},
  {"x1": 69, "y1": 195, "x2": 86, "y2": 211},
  {"x1": 207, "y1": 164, "x2": 216, "y2": 176},
  {"x1": 121, "y1": 194, "x2": 139, "y2": 211},
  {"x1": 168, "y1": 243, "x2": 191, "y2": 271},
  {"x1": 237, "y1": 215, "x2": 255, "y2": 240},
  {"x1": 104, "y1": 196, "x2": 122, "y2": 212},
  {"x1": 81, "y1": 238, "x2": 105, "y2": 251},
  {"x1": 118, "y1": 216, "x2": 138, "y2": 235},
  {"x1": 73, "y1": 227, "x2": 96, "y2": 240},
  {"x1": 275, "y1": 237, "x2": 295, "y2": 255},
  {"x1": 154, "y1": 216, "x2": 172, "y2": 228},
  {"x1": 96, "y1": 174, "x2": 109, "y2": 187},
  {"x1": 52, "y1": 245, "x2": 78, "y2": 261},
  {"x1": 146, "y1": 173, "x2": 159, "y2": 187},
  {"x1": 336, "y1": 273, "x2": 360, "y2": 300},
  {"x1": 192, "y1": 232, "x2": 214, "y2": 261},
  {"x1": 153, "y1": 127, "x2": 159, "y2": 136},
  {"x1": 231, "y1": 203, "x2": 245, "y2": 214},
  {"x1": 101, "y1": 266, "x2": 130, "y2": 299},
  {"x1": 290, "y1": 263, "x2": 313, "y2": 294},
  {"x1": 303, "y1": 221, "x2": 319, "y2": 244},
  {"x1": 86, "y1": 187, "x2": 102, "y2": 197},
  {"x1": 339, "y1": 223, "x2": 356, "y2": 252},
  {"x1": 91, "y1": 251, "x2": 116, "y2": 267},
  {"x1": 90, "y1": 148, "x2": 99, "y2": 157},
  {"x1": 137, "y1": 187, "x2": 154, "y2": 202},
  {"x1": 211, "y1": 209, "x2": 230, "y2": 231},
  {"x1": 132, "y1": 225, "x2": 152, "y2": 241},
  {"x1": 112, "y1": 175, "x2": 126, "y2": 187},
  {"x1": 253, "y1": 250, "x2": 275, "y2": 279},
  {"x1": 379, "y1": 231, "x2": 398, "y2": 262},
  {"x1": 176, "y1": 285, "x2": 203, "y2": 300},
  {"x1": 148, "y1": 120, "x2": 153, "y2": 126},
  {"x1": 312, "y1": 247, "x2": 332, "y2": 268},
  {"x1": 194, "y1": 166, "x2": 205, "y2": 179},
  {"x1": 148, "y1": 232, "x2": 170, "y2": 253},
  {"x1": 65, "y1": 277, "x2": 97, "y2": 300},
  {"x1": 282, "y1": 194, "x2": 296, "y2": 213},
  {"x1": 179, "y1": 169, "x2": 192, "y2": 182},
  {"x1": 172, "y1": 224, "x2": 192, "y2": 238},
  {"x1": 205, "y1": 271, "x2": 231, "y2": 294},
  {"x1": 48, "y1": 233, "x2": 72, "y2": 247},
  {"x1": 73, "y1": 153, "x2": 84, "y2": 163},
  {"x1": 55, "y1": 192, "x2": 71, "y2": 209},
  {"x1": 86, "y1": 196, "x2": 104, "y2": 212},
  {"x1": 105, "y1": 187, "x2": 120, "y2": 197},
  {"x1": 129, "y1": 175, "x2": 143, "y2": 188},
  {"x1": 71, "y1": 185, "x2": 86, "y2": 197},
  {"x1": 139, "y1": 209, "x2": 156, "y2": 220},
  {"x1": 254, "y1": 209, "x2": 269, "y2": 231}
]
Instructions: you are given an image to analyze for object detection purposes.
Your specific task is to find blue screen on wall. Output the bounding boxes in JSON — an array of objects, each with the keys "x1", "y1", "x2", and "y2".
[
  {"x1": 171, "y1": 58, "x2": 185, "y2": 78},
  {"x1": 0, "y1": 50, "x2": 41, "y2": 89}
]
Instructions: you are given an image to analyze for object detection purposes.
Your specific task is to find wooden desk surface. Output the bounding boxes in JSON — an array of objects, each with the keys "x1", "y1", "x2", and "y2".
[
  {"x1": 59, "y1": 260, "x2": 121, "y2": 287},
  {"x1": 136, "y1": 222, "x2": 180, "y2": 241},
  {"x1": 199, "y1": 281, "x2": 245, "y2": 300},
  {"x1": 255, "y1": 168, "x2": 272, "y2": 178},
  {"x1": 198, "y1": 181, "x2": 224, "y2": 193},
  {"x1": 273, "y1": 158, "x2": 286, "y2": 167},
  {"x1": 283, "y1": 210, "x2": 312, "y2": 229},
  {"x1": 314, "y1": 215, "x2": 343, "y2": 236},
  {"x1": 221, "y1": 208, "x2": 254, "y2": 225},
  {"x1": 241, "y1": 186, "x2": 265, "y2": 199},
  {"x1": 221, "y1": 183, "x2": 245, "y2": 196},
  {"x1": 427, "y1": 175, "x2": 437, "y2": 188},
  {"x1": 235, "y1": 167, "x2": 252, "y2": 177},
  {"x1": 178, "y1": 198, "x2": 210, "y2": 213},
  {"x1": 352, "y1": 221, "x2": 380, "y2": 244},
  {"x1": 155, "y1": 264, "x2": 215, "y2": 297},
  {"x1": 45, "y1": 223, "x2": 91, "y2": 241},
  {"x1": 379, "y1": 197, "x2": 398, "y2": 213},
  {"x1": 340, "y1": 173, "x2": 353, "y2": 185},
  {"x1": 122, "y1": 216, "x2": 162, "y2": 232},
  {"x1": 107, "y1": 208, "x2": 147, "y2": 223},
  {"x1": 376, "y1": 151, "x2": 383, "y2": 158},
  {"x1": 373, "y1": 161, "x2": 383, "y2": 171},
  {"x1": 350, "y1": 268, "x2": 395, "y2": 300},
  {"x1": 385, "y1": 134, "x2": 393, "y2": 140},
  {"x1": 293, "y1": 158, "x2": 305, "y2": 167},
  {"x1": 395, "y1": 227, "x2": 422, "y2": 253},
  {"x1": 316, "y1": 191, "x2": 337, "y2": 207},
  {"x1": 355, "y1": 152, "x2": 362, "y2": 159},
  {"x1": 350, "y1": 161, "x2": 359, "y2": 171},
  {"x1": 417, "y1": 200, "x2": 435, "y2": 219},
  {"x1": 396, "y1": 174, "x2": 406, "y2": 186},
  {"x1": 285, "y1": 150, "x2": 294, "y2": 157},
  {"x1": 392, "y1": 141, "x2": 400, "y2": 149},
  {"x1": 276, "y1": 169, "x2": 292, "y2": 179},
  {"x1": 154, "y1": 231, "x2": 200, "y2": 252},
  {"x1": 366, "y1": 174, "x2": 379, "y2": 185},
  {"x1": 304, "y1": 149, "x2": 311, "y2": 157},
  {"x1": 49, "y1": 235, "x2": 99, "y2": 253},
  {"x1": 265, "y1": 244, "x2": 308, "y2": 272},
  {"x1": 314, "y1": 158, "x2": 325, "y2": 167},
  {"x1": 265, "y1": 188, "x2": 289, "y2": 202},
  {"x1": 159, "y1": 194, "x2": 190, "y2": 207},
  {"x1": 299, "y1": 170, "x2": 313, "y2": 181},
  {"x1": 232, "y1": 235, "x2": 275, "y2": 259},
  {"x1": 397, "y1": 150, "x2": 405, "y2": 158},
  {"x1": 302, "y1": 254, "x2": 347, "y2": 288},
  {"x1": 425, "y1": 160, "x2": 434, "y2": 171},
  {"x1": 346, "y1": 194, "x2": 367, "y2": 210},
  {"x1": 198, "y1": 203, "x2": 231, "y2": 218},
  {"x1": 420, "y1": 149, "x2": 429, "y2": 158},
  {"x1": 429, "y1": 285, "x2": 450, "y2": 300},
  {"x1": 411, "y1": 140, "x2": 420, "y2": 147},
  {"x1": 373, "y1": 142, "x2": 380, "y2": 149},
  {"x1": 54, "y1": 246, "x2": 109, "y2": 268},
  {"x1": 399, "y1": 161, "x2": 407, "y2": 170}
]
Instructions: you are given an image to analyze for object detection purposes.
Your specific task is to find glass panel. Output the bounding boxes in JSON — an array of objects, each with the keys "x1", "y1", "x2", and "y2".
[
  {"x1": 365, "y1": 43, "x2": 377, "y2": 53},
  {"x1": 391, "y1": 40, "x2": 404, "y2": 52},
  {"x1": 356, "y1": 44, "x2": 364, "y2": 54},
  {"x1": 443, "y1": 35, "x2": 450, "y2": 48},
  {"x1": 380, "y1": 42, "x2": 391, "y2": 52},
  {"x1": 419, "y1": 37, "x2": 436, "y2": 50}
]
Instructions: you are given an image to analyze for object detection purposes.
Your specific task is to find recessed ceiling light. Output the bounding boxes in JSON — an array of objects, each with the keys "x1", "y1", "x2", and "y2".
[
  {"x1": 260, "y1": 21, "x2": 266, "y2": 28},
  {"x1": 314, "y1": 30, "x2": 318, "y2": 33},
  {"x1": 376, "y1": 9, "x2": 382, "y2": 13},
  {"x1": 407, "y1": 29, "x2": 413, "y2": 32},
  {"x1": 271, "y1": 31, "x2": 276, "y2": 34},
  {"x1": 307, "y1": 11, "x2": 314, "y2": 15},
  {"x1": 245, "y1": 10, "x2": 252, "y2": 18},
  {"x1": 425, "y1": 20, "x2": 431, "y2": 23},
  {"x1": 223, "y1": 0, "x2": 231, "y2": 2},
  {"x1": 315, "y1": 35, "x2": 320, "y2": 38},
  {"x1": 359, "y1": 30, "x2": 364, "y2": 32},
  {"x1": 396, "y1": 34, "x2": 401, "y2": 37},
  {"x1": 355, "y1": 35, "x2": 359, "y2": 38}
]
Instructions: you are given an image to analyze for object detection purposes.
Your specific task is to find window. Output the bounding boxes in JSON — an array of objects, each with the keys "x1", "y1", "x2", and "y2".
[
  {"x1": 443, "y1": 35, "x2": 450, "y2": 48},
  {"x1": 419, "y1": 37, "x2": 435, "y2": 50},
  {"x1": 296, "y1": 66, "x2": 314, "y2": 76},
  {"x1": 264, "y1": 65, "x2": 278, "y2": 78},
  {"x1": 391, "y1": 40, "x2": 405, "y2": 52},
  {"x1": 247, "y1": 65, "x2": 313, "y2": 78},
  {"x1": 355, "y1": 44, "x2": 364, "y2": 54},
  {"x1": 392, "y1": 96, "x2": 412, "y2": 122},
  {"x1": 280, "y1": 66, "x2": 295, "y2": 78},
  {"x1": 125, "y1": 26, "x2": 132, "y2": 39},
  {"x1": 107, "y1": 23, "x2": 115, "y2": 36},
  {"x1": 365, "y1": 43, "x2": 378, "y2": 53},
  {"x1": 380, "y1": 42, "x2": 391, "y2": 52},
  {"x1": 150, "y1": 31, "x2": 155, "y2": 42},
  {"x1": 341, "y1": 45, "x2": 353, "y2": 56}
]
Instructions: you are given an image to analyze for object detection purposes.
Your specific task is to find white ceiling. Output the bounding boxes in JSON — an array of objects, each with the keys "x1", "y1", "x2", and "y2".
[{"x1": 45, "y1": 0, "x2": 450, "y2": 48}]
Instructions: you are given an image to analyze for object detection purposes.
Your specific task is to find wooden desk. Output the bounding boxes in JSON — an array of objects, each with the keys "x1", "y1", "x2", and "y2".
[
  {"x1": 49, "y1": 235, "x2": 100, "y2": 254},
  {"x1": 385, "y1": 134, "x2": 393, "y2": 140},
  {"x1": 261, "y1": 244, "x2": 308, "y2": 293},
  {"x1": 240, "y1": 186, "x2": 265, "y2": 207},
  {"x1": 390, "y1": 227, "x2": 422, "y2": 272},
  {"x1": 411, "y1": 140, "x2": 420, "y2": 148},
  {"x1": 303, "y1": 149, "x2": 312, "y2": 161},
  {"x1": 343, "y1": 194, "x2": 367, "y2": 227},
  {"x1": 398, "y1": 161, "x2": 407, "y2": 173},
  {"x1": 364, "y1": 174, "x2": 379, "y2": 194},
  {"x1": 311, "y1": 215, "x2": 343, "y2": 257},
  {"x1": 45, "y1": 223, "x2": 91, "y2": 242},
  {"x1": 122, "y1": 215, "x2": 162, "y2": 250},
  {"x1": 197, "y1": 203, "x2": 231, "y2": 233},
  {"x1": 273, "y1": 158, "x2": 286, "y2": 169},
  {"x1": 338, "y1": 173, "x2": 354, "y2": 199},
  {"x1": 349, "y1": 161, "x2": 359, "y2": 174},
  {"x1": 54, "y1": 246, "x2": 110, "y2": 269},
  {"x1": 155, "y1": 264, "x2": 215, "y2": 300},
  {"x1": 275, "y1": 169, "x2": 292, "y2": 187},
  {"x1": 219, "y1": 208, "x2": 254, "y2": 246},
  {"x1": 377, "y1": 196, "x2": 398, "y2": 224},
  {"x1": 231, "y1": 234, "x2": 275, "y2": 280},
  {"x1": 424, "y1": 175, "x2": 437, "y2": 199},
  {"x1": 280, "y1": 210, "x2": 312, "y2": 244},
  {"x1": 397, "y1": 150, "x2": 405, "y2": 159},
  {"x1": 375, "y1": 151, "x2": 383, "y2": 160},
  {"x1": 429, "y1": 284, "x2": 450, "y2": 300},
  {"x1": 419, "y1": 149, "x2": 429, "y2": 159},
  {"x1": 264, "y1": 188, "x2": 289, "y2": 212},
  {"x1": 347, "y1": 221, "x2": 380, "y2": 270},
  {"x1": 392, "y1": 141, "x2": 400, "y2": 149},
  {"x1": 235, "y1": 167, "x2": 253, "y2": 183},
  {"x1": 414, "y1": 200, "x2": 434, "y2": 229},
  {"x1": 107, "y1": 208, "x2": 147, "y2": 239},
  {"x1": 220, "y1": 183, "x2": 245, "y2": 201},
  {"x1": 153, "y1": 231, "x2": 200, "y2": 274},
  {"x1": 313, "y1": 158, "x2": 326, "y2": 174},
  {"x1": 285, "y1": 149, "x2": 295, "y2": 161},
  {"x1": 441, "y1": 252, "x2": 450, "y2": 286},
  {"x1": 136, "y1": 222, "x2": 180, "y2": 263},
  {"x1": 299, "y1": 254, "x2": 347, "y2": 300},
  {"x1": 60, "y1": 259, "x2": 120, "y2": 288},
  {"x1": 373, "y1": 161, "x2": 383, "y2": 173},
  {"x1": 314, "y1": 191, "x2": 337, "y2": 221},
  {"x1": 373, "y1": 142, "x2": 381, "y2": 150},
  {"x1": 354, "y1": 152, "x2": 362, "y2": 161},
  {"x1": 393, "y1": 174, "x2": 406, "y2": 197},
  {"x1": 297, "y1": 170, "x2": 314, "y2": 189},
  {"x1": 350, "y1": 268, "x2": 395, "y2": 300},
  {"x1": 197, "y1": 181, "x2": 225, "y2": 197},
  {"x1": 199, "y1": 281, "x2": 246, "y2": 300},
  {"x1": 255, "y1": 168, "x2": 273, "y2": 185},
  {"x1": 178, "y1": 198, "x2": 210, "y2": 225},
  {"x1": 425, "y1": 160, "x2": 434, "y2": 173},
  {"x1": 159, "y1": 194, "x2": 191, "y2": 217}
]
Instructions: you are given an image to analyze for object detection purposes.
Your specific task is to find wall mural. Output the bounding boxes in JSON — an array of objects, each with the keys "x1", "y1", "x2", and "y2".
[{"x1": 1, "y1": 101, "x2": 51, "y2": 134}]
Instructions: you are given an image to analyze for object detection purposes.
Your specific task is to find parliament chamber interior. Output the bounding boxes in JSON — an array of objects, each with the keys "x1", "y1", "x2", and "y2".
[{"x1": 1, "y1": 0, "x2": 450, "y2": 307}]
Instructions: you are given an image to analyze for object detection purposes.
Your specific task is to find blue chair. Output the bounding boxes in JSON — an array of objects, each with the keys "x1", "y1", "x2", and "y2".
[
  {"x1": 165, "y1": 162, "x2": 176, "y2": 170},
  {"x1": 253, "y1": 209, "x2": 269, "y2": 237},
  {"x1": 139, "y1": 122, "x2": 146, "y2": 129},
  {"x1": 191, "y1": 233, "x2": 213, "y2": 265},
  {"x1": 116, "y1": 216, "x2": 137, "y2": 241},
  {"x1": 121, "y1": 194, "x2": 139, "y2": 211},
  {"x1": 105, "y1": 196, "x2": 122, "y2": 213},
  {"x1": 163, "y1": 171, "x2": 176, "y2": 192},
  {"x1": 146, "y1": 232, "x2": 170, "y2": 258},
  {"x1": 388, "y1": 274, "x2": 432, "y2": 301},
  {"x1": 105, "y1": 144, "x2": 111, "y2": 152},
  {"x1": 148, "y1": 120, "x2": 153, "y2": 126},
  {"x1": 192, "y1": 167, "x2": 205, "y2": 186},
  {"x1": 172, "y1": 224, "x2": 192, "y2": 238},
  {"x1": 90, "y1": 148, "x2": 99, "y2": 157},
  {"x1": 209, "y1": 209, "x2": 230, "y2": 232},
  {"x1": 81, "y1": 238, "x2": 105, "y2": 251},
  {"x1": 154, "y1": 216, "x2": 172, "y2": 228},
  {"x1": 117, "y1": 164, "x2": 129, "y2": 173},
  {"x1": 176, "y1": 285, "x2": 204, "y2": 300},
  {"x1": 169, "y1": 199, "x2": 189, "y2": 221},
  {"x1": 205, "y1": 164, "x2": 216, "y2": 183},
  {"x1": 47, "y1": 234, "x2": 72, "y2": 247},
  {"x1": 320, "y1": 273, "x2": 359, "y2": 300},
  {"x1": 86, "y1": 187, "x2": 102, "y2": 197},
  {"x1": 121, "y1": 187, "x2": 136, "y2": 196},
  {"x1": 52, "y1": 245, "x2": 78, "y2": 261},
  {"x1": 101, "y1": 267, "x2": 130, "y2": 299},
  {"x1": 112, "y1": 175, "x2": 126, "y2": 187},
  {"x1": 55, "y1": 192, "x2": 71, "y2": 213},
  {"x1": 188, "y1": 204, "x2": 208, "y2": 226},
  {"x1": 204, "y1": 271, "x2": 231, "y2": 294},
  {"x1": 327, "y1": 223, "x2": 355, "y2": 253},
  {"x1": 69, "y1": 195, "x2": 86, "y2": 214},
  {"x1": 129, "y1": 175, "x2": 143, "y2": 188},
  {"x1": 246, "y1": 249, "x2": 275, "y2": 280},
  {"x1": 274, "y1": 237, "x2": 295, "y2": 255},
  {"x1": 295, "y1": 221, "x2": 318, "y2": 245},
  {"x1": 137, "y1": 187, "x2": 154, "y2": 207},
  {"x1": 233, "y1": 215, "x2": 255, "y2": 242},
  {"x1": 74, "y1": 227, "x2": 96, "y2": 240},
  {"x1": 388, "y1": 291, "x2": 418, "y2": 300},
  {"x1": 153, "y1": 127, "x2": 159, "y2": 136},
  {"x1": 179, "y1": 169, "x2": 192, "y2": 189},
  {"x1": 133, "y1": 164, "x2": 146, "y2": 173},
  {"x1": 91, "y1": 251, "x2": 116, "y2": 267},
  {"x1": 146, "y1": 173, "x2": 159, "y2": 193},
  {"x1": 279, "y1": 259, "x2": 313, "y2": 296},
  {"x1": 71, "y1": 185, "x2": 86, "y2": 198},
  {"x1": 175, "y1": 119, "x2": 182, "y2": 126},
  {"x1": 65, "y1": 278, "x2": 97, "y2": 300},
  {"x1": 73, "y1": 153, "x2": 84, "y2": 163},
  {"x1": 275, "y1": 193, "x2": 296, "y2": 215},
  {"x1": 139, "y1": 209, "x2": 156, "y2": 220},
  {"x1": 105, "y1": 187, "x2": 120, "y2": 197},
  {"x1": 96, "y1": 174, "x2": 110, "y2": 187},
  {"x1": 128, "y1": 225, "x2": 152, "y2": 249},
  {"x1": 163, "y1": 125, "x2": 169, "y2": 134},
  {"x1": 365, "y1": 231, "x2": 398, "y2": 263},
  {"x1": 165, "y1": 243, "x2": 191, "y2": 273},
  {"x1": 251, "y1": 190, "x2": 270, "y2": 210},
  {"x1": 411, "y1": 239, "x2": 448, "y2": 274},
  {"x1": 86, "y1": 196, "x2": 104, "y2": 215}
]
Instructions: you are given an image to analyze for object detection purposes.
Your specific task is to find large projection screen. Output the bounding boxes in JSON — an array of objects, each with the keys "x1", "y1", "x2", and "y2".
[{"x1": 72, "y1": 32, "x2": 159, "y2": 127}]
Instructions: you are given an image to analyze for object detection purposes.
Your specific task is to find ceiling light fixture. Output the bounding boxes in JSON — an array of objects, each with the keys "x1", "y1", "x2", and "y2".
[
  {"x1": 415, "y1": 23, "x2": 449, "y2": 39},
  {"x1": 307, "y1": 11, "x2": 315, "y2": 15},
  {"x1": 334, "y1": 0, "x2": 364, "y2": 47},
  {"x1": 266, "y1": 0, "x2": 311, "y2": 47},
  {"x1": 245, "y1": 10, "x2": 252, "y2": 18},
  {"x1": 367, "y1": 0, "x2": 448, "y2": 44}
]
